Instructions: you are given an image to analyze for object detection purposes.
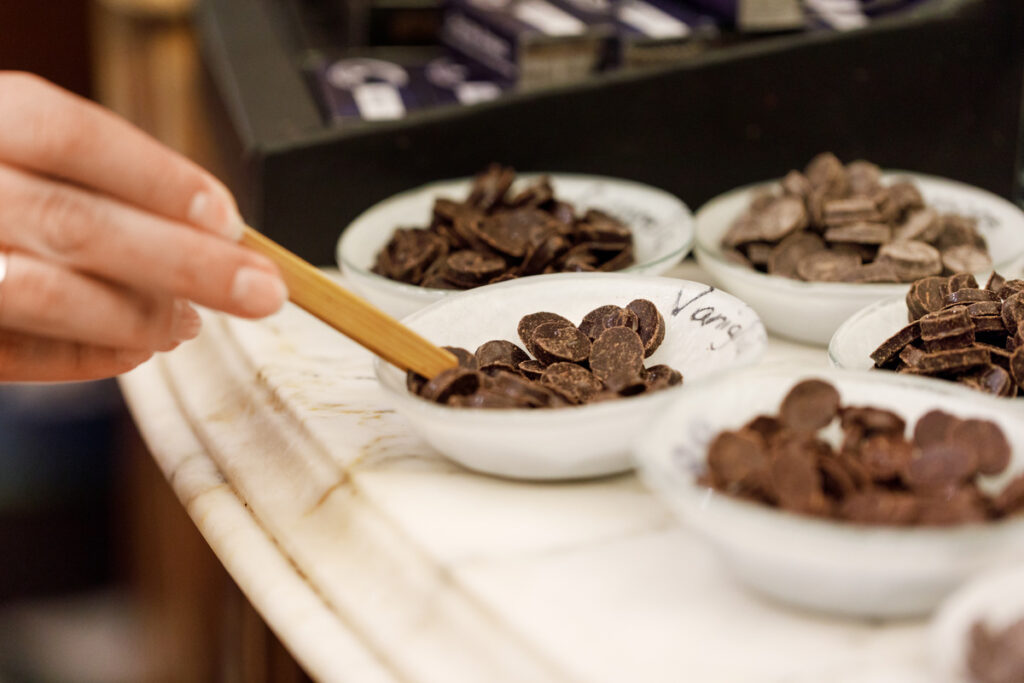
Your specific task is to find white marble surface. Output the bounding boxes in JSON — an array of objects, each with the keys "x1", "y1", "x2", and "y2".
[{"x1": 119, "y1": 262, "x2": 939, "y2": 683}]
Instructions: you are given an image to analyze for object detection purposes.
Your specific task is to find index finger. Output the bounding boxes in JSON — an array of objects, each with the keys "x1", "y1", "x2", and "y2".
[{"x1": 0, "y1": 71, "x2": 242, "y2": 240}]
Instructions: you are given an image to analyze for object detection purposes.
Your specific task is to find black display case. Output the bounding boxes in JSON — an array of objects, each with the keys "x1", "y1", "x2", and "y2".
[{"x1": 197, "y1": 0, "x2": 1024, "y2": 264}]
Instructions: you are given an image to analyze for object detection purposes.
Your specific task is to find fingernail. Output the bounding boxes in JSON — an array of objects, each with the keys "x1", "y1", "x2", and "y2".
[
  {"x1": 231, "y1": 267, "x2": 288, "y2": 316},
  {"x1": 173, "y1": 301, "x2": 202, "y2": 341},
  {"x1": 188, "y1": 191, "x2": 244, "y2": 241},
  {"x1": 117, "y1": 350, "x2": 152, "y2": 367}
]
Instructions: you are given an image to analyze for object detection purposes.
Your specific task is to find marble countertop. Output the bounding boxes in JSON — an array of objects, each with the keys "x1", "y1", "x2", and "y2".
[{"x1": 119, "y1": 263, "x2": 938, "y2": 683}]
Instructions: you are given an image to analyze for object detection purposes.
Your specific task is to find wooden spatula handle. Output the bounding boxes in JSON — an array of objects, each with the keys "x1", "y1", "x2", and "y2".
[{"x1": 241, "y1": 227, "x2": 457, "y2": 379}]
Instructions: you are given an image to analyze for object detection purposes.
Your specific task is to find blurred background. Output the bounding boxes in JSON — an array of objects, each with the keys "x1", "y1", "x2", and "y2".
[{"x1": 0, "y1": 0, "x2": 1020, "y2": 681}]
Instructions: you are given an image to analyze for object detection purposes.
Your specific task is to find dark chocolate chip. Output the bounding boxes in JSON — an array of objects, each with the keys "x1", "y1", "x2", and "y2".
[
  {"x1": 951, "y1": 419, "x2": 1011, "y2": 476},
  {"x1": 626, "y1": 299, "x2": 666, "y2": 358},
  {"x1": 444, "y1": 346, "x2": 479, "y2": 370},
  {"x1": 419, "y1": 367, "x2": 481, "y2": 403},
  {"x1": 767, "y1": 232, "x2": 826, "y2": 279},
  {"x1": 474, "y1": 340, "x2": 528, "y2": 373},
  {"x1": 871, "y1": 321, "x2": 921, "y2": 368},
  {"x1": 589, "y1": 327, "x2": 646, "y2": 394},
  {"x1": 517, "y1": 312, "x2": 575, "y2": 357},
  {"x1": 577, "y1": 305, "x2": 639, "y2": 341},
  {"x1": 796, "y1": 250, "x2": 861, "y2": 281},
  {"x1": 531, "y1": 321, "x2": 592, "y2": 366},
  {"x1": 540, "y1": 362, "x2": 603, "y2": 404},
  {"x1": 707, "y1": 431, "x2": 770, "y2": 496},
  {"x1": 779, "y1": 379, "x2": 841, "y2": 432}
]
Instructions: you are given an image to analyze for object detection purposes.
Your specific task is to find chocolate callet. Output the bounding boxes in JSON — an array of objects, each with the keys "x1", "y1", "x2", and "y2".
[
  {"x1": 531, "y1": 321, "x2": 592, "y2": 366},
  {"x1": 779, "y1": 379, "x2": 841, "y2": 431},
  {"x1": 626, "y1": 299, "x2": 666, "y2": 358},
  {"x1": 589, "y1": 327, "x2": 646, "y2": 394}
]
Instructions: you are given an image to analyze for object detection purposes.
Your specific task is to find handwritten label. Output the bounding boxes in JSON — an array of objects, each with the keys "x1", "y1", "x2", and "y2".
[{"x1": 671, "y1": 286, "x2": 745, "y2": 351}]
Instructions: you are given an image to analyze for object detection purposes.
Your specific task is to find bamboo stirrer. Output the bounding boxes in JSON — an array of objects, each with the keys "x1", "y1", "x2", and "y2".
[{"x1": 241, "y1": 227, "x2": 458, "y2": 379}]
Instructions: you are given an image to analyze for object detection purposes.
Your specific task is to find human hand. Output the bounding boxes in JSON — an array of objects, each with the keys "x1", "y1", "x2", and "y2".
[{"x1": 0, "y1": 72, "x2": 288, "y2": 382}]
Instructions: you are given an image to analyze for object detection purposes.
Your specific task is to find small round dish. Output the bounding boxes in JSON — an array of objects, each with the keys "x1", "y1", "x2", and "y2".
[
  {"x1": 694, "y1": 173, "x2": 1024, "y2": 346},
  {"x1": 828, "y1": 296, "x2": 910, "y2": 371},
  {"x1": 633, "y1": 365, "x2": 1024, "y2": 618},
  {"x1": 339, "y1": 173, "x2": 695, "y2": 319},
  {"x1": 374, "y1": 273, "x2": 766, "y2": 480},
  {"x1": 929, "y1": 565, "x2": 1024, "y2": 682}
]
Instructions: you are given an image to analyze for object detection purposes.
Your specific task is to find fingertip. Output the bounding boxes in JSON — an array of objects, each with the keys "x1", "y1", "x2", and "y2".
[
  {"x1": 229, "y1": 266, "x2": 289, "y2": 318},
  {"x1": 187, "y1": 180, "x2": 244, "y2": 241},
  {"x1": 172, "y1": 299, "x2": 202, "y2": 342}
]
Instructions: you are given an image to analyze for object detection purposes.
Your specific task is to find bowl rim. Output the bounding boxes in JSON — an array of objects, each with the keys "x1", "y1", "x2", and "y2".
[
  {"x1": 694, "y1": 170, "x2": 1024, "y2": 297},
  {"x1": 337, "y1": 171, "x2": 696, "y2": 298},
  {"x1": 827, "y1": 295, "x2": 907, "y2": 369},
  {"x1": 372, "y1": 272, "x2": 768, "y2": 424},
  {"x1": 634, "y1": 365, "x2": 1024, "y2": 553}
]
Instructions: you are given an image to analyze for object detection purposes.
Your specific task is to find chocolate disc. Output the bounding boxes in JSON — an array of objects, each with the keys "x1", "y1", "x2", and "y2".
[
  {"x1": 948, "y1": 272, "x2": 980, "y2": 291},
  {"x1": 589, "y1": 327, "x2": 646, "y2": 394},
  {"x1": 822, "y1": 196, "x2": 882, "y2": 226},
  {"x1": 871, "y1": 321, "x2": 921, "y2": 368},
  {"x1": 942, "y1": 245, "x2": 993, "y2": 275},
  {"x1": 467, "y1": 164, "x2": 515, "y2": 211},
  {"x1": 444, "y1": 346, "x2": 479, "y2": 370},
  {"x1": 540, "y1": 362, "x2": 603, "y2": 404},
  {"x1": 770, "y1": 438, "x2": 828, "y2": 514},
  {"x1": 909, "y1": 276, "x2": 952, "y2": 318},
  {"x1": 707, "y1": 431, "x2": 770, "y2": 495},
  {"x1": 779, "y1": 379, "x2": 841, "y2": 432},
  {"x1": 644, "y1": 364, "x2": 683, "y2": 390},
  {"x1": 840, "y1": 406, "x2": 906, "y2": 435},
  {"x1": 795, "y1": 250, "x2": 861, "y2": 282},
  {"x1": 824, "y1": 222, "x2": 891, "y2": 245},
  {"x1": 755, "y1": 196, "x2": 808, "y2": 241},
  {"x1": 626, "y1": 298, "x2": 666, "y2": 357},
  {"x1": 419, "y1": 367, "x2": 481, "y2": 403},
  {"x1": 877, "y1": 241, "x2": 943, "y2": 282},
  {"x1": 445, "y1": 250, "x2": 506, "y2": 287},
  {"x1": 577, "y1": 305, "x2": 639, "y2": 341},
  {"x1": 894, "y1": 208, "x2": 940, "y2": 242},
  {"x1": 767, "y1": 232, "x2": 826, "y2": 279},
  {"x1": 904, "y1": 441, "x2": 978, "y2": 492},
  {"x1": 474, "y1": 340, "x2": 528, "y2": 373},
  {"x1": 952, "y1": 419, "x2": 1011, "y2": 476},
  {"x1": 913, "y1": 410, "x2": 960, "y2": 450},
  {"x1": 859, "y1": 435, "x2": 914, "y2": 481},
  {"x1": 516, "y1": 359, "x2": 546, "y2": 380},
  {"x1": 531, "y1": 321, "x2": 592, "y2": 366},
  {"x1": 517, "y1": 312, "x2": 575, "y2": 357}
]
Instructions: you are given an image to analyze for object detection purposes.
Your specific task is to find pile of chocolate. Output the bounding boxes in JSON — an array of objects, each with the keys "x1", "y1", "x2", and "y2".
[
  {"x1": 721, "y1": 152, "x2": 992, "y2": 283},
  {"x1": 969, "y1": 617, "x2": 1024, "y2": 683},
  {"x1": 871, "y1": 272, "x2": 1024, "y2": 396},
  {"x1": 703, "y1": 379, "x2": 1024, "y2": 525},
  {"x1": 372, "y1": 165, "x2": 635, "y2": 289},
  {"x1": 407, "y1": 300, "x2": 682, "y2": 408}
]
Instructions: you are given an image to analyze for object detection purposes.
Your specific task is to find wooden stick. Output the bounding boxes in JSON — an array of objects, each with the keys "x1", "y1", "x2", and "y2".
[{"x1": 241, "y1": 227, "x2": 458, "y2": 379}]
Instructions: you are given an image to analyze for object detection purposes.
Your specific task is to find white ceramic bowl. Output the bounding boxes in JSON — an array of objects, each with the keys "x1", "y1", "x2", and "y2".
[
  {"x1": 339, "y1": 173, "x2": 695, "y2": 318},
  {"x1": 828, "y1": 296, "x2": 911, "y2": 371},
  {"x1": 929, "y1": 565, "x2": 1024, "y2": 682},
  {"x1": 634, "y1": 365, "x2": 1024, "y2": 618},
  {"x1": 374, "y1": 273, "x2": 766, "y2": 480},
  {"x1": 695, "y1": 173, "x2": 1024, "y2": 346}
]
